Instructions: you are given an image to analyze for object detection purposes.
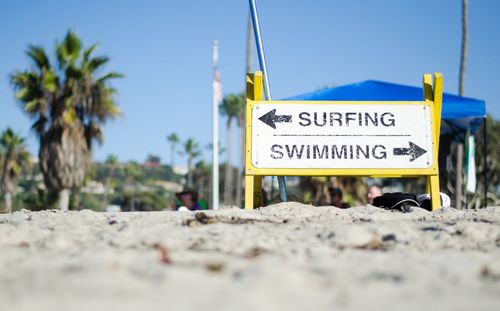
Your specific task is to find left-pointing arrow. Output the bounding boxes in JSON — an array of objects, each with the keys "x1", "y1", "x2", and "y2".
[
  {"x1": 393, "y1": 142, "x2": 427, "y2": 162},
  {"x1": 258, "y1": 109, "x2": 292, "y2": 129}
]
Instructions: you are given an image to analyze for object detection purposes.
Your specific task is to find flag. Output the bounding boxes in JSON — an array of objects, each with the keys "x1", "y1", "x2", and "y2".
[
  {"x1": 465, "y1": 134, "x2": 476, "y2": 193},
  {"x1": 213, "y1": 68, "x2": 222, "y2": 104}
]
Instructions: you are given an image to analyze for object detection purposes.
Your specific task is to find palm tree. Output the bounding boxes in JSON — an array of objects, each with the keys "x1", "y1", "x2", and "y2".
[
  {"x1": 0, "y1": 128, "x2": 31, "y2": 213},
  {"x1": 124, "y1": 161, "x2": 141, "y2": 211},
  {"x1": 194, "y1": 160, "x2": 210, "y2": 204},
  {"x1": 145, "y1": 154, "x2": 161, "y2": 165},
  {"x1": 11, "y1": 31, "x2": 122, "y2": 211},
  {"x1": 103, "y1": 154, "x2": 119, "y2": 208},
  {"x1": 184, "y1": 138, "x2": 201, "y2": 188},
  {"x1": 206, "y1": 142, "x2": 225, "y2": 208},
  {"x1": 234, "y1": 93, "x2": 246, "y2": 208},
  {"x1": 167, "y1": 133, "x2": 179, "y2": 169},
  {"x1": 220, "y1": 94, "x2": 244, "y2": 206}
]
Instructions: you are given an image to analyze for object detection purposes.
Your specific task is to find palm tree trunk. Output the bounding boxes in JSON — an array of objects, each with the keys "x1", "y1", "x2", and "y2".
[
  {"x1": 40, "y1": 124, "x2": 89, "y2": 211},
  {"x1": 224, "y1": 120, "x2": 233, "y2": 206},
  {"x1": 58, "y1": 189, "x2": 70, "y2": 211},
  {"x1": 456, "y1": 0, "x2": 468, "y2": 209},
  {"x1": 459, "y1": 0, "x2": 468, "y2": 96},
  {"x1": 171, "y1": 144, "x2": 175, "y2": 169},
  {"x1": 198, "y1": 175, "x2": 206, "y2": 205},
  {"x1": 102, "y1": 166, "x2": 114, "y2": 209},
  {"x1": 236, "y1": 125, "x2": 245, "y2": 208},
  {"x1": 187, "y1": 153, "x2": 193, "y2": 187},
  {"x1": 4, "y1": 192, "x2": 12, "y2": 213},
  {"x1": 208, "y1": 169, "x2": 213, "y2": 208}
]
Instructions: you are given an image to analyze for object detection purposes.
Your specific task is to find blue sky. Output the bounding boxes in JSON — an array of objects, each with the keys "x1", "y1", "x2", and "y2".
[{"x1": 1, "y1": 0, "x2": 498, "y2": 166}]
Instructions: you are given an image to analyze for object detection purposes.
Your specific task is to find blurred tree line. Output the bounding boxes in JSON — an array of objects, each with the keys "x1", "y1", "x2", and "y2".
[{"x1": 1, "y1": 118, "x2": 499, "y2": 213}]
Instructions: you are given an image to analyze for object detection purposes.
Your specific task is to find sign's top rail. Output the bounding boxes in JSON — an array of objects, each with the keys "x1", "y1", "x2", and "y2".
[{"x1": 248, "y1": 99, "x2": 432, "y2": 106}]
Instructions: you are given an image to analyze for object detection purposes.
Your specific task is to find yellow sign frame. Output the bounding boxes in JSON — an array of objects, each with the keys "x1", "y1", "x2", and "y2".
[{"x1": 245, "y1": 71, "x2": 443, "y2": 211}]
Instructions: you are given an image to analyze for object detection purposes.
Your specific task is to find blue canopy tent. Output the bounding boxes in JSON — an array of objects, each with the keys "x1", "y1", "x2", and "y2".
[{"x1": 286, "y1": 80, "x2": 486, "y2": 137}]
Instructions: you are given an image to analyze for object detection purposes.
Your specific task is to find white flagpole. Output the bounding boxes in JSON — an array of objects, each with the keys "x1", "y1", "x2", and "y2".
[{"x1": 212, "y1": 40, "x2": 220, "y2": 210}]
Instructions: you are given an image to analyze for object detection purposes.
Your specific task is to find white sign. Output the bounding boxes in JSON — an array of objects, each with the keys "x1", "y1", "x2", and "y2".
[{"x1": 251, "y1": 102, "x2": 433, "y2": 169}]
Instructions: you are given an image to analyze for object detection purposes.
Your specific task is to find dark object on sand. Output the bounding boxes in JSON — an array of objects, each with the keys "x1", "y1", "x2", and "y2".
[
  {"x1": 417, "y1": 197, "x2": 433, "y2": 212},
  {"x1": 372, "y1": 193, "x2": 419, "y2": 212},
  {"x1": 184, "y1": 212, "x2": 218, "y2": 227},
  {"x1": 416, "y1": 193, "x2": 451, "y2": 211}
]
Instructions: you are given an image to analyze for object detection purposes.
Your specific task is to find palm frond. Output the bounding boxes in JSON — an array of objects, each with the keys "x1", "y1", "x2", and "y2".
[
  {"x1": 86, "y1": 56, "x2": 109, "y2": 72},
  {"x1": 84, "y1": 122, "x2": 103, "y2": 147},
  {"x1": 97, "y1": 72, "x2": 124, "y2": 82},
  {"x1": 167, "y1": 133, "x2": 179, "y2": 143},
  {"x1": 65, "y1": 64, "x2": 83, "y2": 80},
  {"x1": 26, "y1": 45, "x2": 50, "y2": 70},
  {"x1": 56, "y1": 41, "x2": 68, "y2": 69},
  {"x1": 62, "y1": 30, "x2": 82, "y2": 63},
  {"x1": 82, "y1": 43, "x2": 98, "y2": 63},
  {"x1": 42, "y1": 69, "x2": 58, "y2": 93},
  {"x1": 10, "y1": 71, "x2": 38, "y2": 88},
  {"x1": 56, "y1": 30, "x2": 82, "y2": 68},
  {"x1": 23, "y1": 100, "x2": 42, "y2": 114}
]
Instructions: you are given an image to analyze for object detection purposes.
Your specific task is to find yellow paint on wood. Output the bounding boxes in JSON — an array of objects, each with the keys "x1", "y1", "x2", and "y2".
[
  {"x1": 245, "y1": 175, "x2": 262, "y2": 209},
  {"x1": 245, "y1": 167, "x2": 438, "y2": 177},
  {"x1": 428, "y1": 73, "x2": 443, "y2": 209},
  {"x1": 428, "y1": 175, "x2": 441, "y2": 210},
  {"x1": 245, "y1": 72, "x2": 263, "y2": 209}
]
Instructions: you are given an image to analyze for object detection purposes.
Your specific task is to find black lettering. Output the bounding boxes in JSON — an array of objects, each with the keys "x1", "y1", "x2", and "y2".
[
  {"x1": 356, "y1": 145, "x2": 370, "y2": 159},
  {"x1": 345, "y1": 112, "x2": 356, "y2": 126},
  {"x1": 286, "y1": 145, "x2": 305, "y2": 159},
  {"x1": 365, "y1": 113, "x2": 378, "y2": 126},
  {"x1": 349, "y1": 145, "x2": 354, "y2": 159},
  {"x1": 299, "y1": 112, "x2": 311, "y2": 126},
  {"x1": 381, "y1": 112, "x2": 395, "y2": 127},
  {"x1": 313, "y1": 112, "x2": 327, "y2": 127},
  {"x1": 313, "y1": 145, "x2": 328, "y2": 159},
  {"x1": 271, "y1": 144, "x2": 283, "y2": 159},
  {"x1": 372, "y1": 145, "x2": 387, "y2": 159},
  {"x1": 330, "y1": 112, "x2": 342, "y2": 126},
  {"x1": 332, "y1": 145, "x2": 347, "y2": 159}
]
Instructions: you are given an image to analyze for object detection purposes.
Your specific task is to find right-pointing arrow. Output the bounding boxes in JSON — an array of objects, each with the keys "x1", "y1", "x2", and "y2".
[{"x1": 393, "y1": 142, "x2": 427, "y2": 162}]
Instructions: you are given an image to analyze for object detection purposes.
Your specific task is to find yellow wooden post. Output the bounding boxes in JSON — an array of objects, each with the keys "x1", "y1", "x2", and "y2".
[
  {"x1": 245, "y1": 175, "x2": 262, "y2": 209},
  {"x1": 423, "y1": 73, "x2": 443, "y2": 210},
  {"x1": 423, "y1": 74, "x2": 433, "y2": 194},
  {"x1": 429, "y1": 73, "x2": 443, "y2": 210},
  {"x1": 423, "y1": 74, "x2": 434, "y2": 102},
  {"x1": 245, "y1": 72, "x2": 263, "y2": 209},
  {"x1": 432, "y1": 73, "x2": 443, "y2": 147}
]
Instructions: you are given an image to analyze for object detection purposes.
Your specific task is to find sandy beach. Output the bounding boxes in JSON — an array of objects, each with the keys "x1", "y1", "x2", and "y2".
[{"x1": 1, "y1": 204, "x2": 499, "y2": 311}]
